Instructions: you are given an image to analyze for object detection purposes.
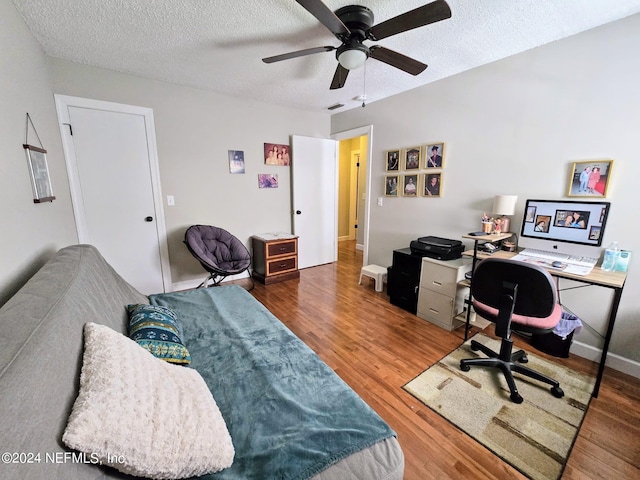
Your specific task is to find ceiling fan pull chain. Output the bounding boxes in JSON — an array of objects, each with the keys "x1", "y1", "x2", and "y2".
[{"x1": 361, "y1": 62, "x2": 367, "y2": 108}]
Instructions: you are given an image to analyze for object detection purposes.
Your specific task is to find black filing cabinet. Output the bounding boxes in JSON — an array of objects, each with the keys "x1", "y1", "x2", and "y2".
[{"x1": 387, "y1": 248, "x2": 423, "y2": 314}]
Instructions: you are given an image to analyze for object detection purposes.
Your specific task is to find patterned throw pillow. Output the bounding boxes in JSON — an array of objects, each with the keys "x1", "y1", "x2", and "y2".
[{"x1": 127, "y1": 304, "x2": 191, "y2": 365}]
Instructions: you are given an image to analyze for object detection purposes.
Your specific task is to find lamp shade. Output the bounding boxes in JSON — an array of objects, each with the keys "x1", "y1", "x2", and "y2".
[
  {"x1": 338, "y1": 49, "x2": 367, "y2": 70},
  {"x1": 492, "y1": 195, "x2": 518, "y2": 216}
]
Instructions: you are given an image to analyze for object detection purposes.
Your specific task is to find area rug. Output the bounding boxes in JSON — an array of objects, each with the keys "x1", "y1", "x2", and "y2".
[{"x1": 404, "y1": 333, "x2": 595, "y2": 480}]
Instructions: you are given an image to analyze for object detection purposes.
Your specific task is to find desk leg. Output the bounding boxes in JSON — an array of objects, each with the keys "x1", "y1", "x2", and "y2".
[
  {"x1": 592, "y1": 286, "x2": 623, "y2": 398},
  {"x1": 464, "y1": 240, "x2": 480, "y2": 341}
]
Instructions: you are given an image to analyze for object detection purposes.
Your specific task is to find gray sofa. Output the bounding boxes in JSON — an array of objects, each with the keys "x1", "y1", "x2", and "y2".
[{"x1": 0, "y1": 245, "x2": 403, "y2": 479}]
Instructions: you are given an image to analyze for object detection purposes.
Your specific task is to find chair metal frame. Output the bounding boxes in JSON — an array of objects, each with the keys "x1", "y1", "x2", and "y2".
[
  {"x1": 460, "y1": 258, "x2": 564, "y2": 404},
  {"x1": 184, "y1": 225, "x2": 254, "y2": 290}
]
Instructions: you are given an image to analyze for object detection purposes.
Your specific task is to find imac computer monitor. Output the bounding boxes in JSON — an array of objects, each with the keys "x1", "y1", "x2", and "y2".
[{"x1": 521, "y1": 199, "x2": 610, "y2": 247}]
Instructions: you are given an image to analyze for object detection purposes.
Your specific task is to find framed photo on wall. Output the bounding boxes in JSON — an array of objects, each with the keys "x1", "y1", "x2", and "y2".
[
  {"x1": 264, "y1": 143, "x2": 290, "y2": 166},
  {"x1": 228, "y1": 150, "x2": 245, "y2": 174},
  {"x1": 404, "y1": 147, "x2": 421, "y2": 170},
  {"x1": 424, "y1": 143, "x2": 445, "y2": 168},
  {"x1": 384, "y1": 175, "x2": 399, "y2": 196},
  {"x1": 402, "y1": 174, "x2": 418, "y2": 196},
  {"x1": 258, "y1": 174, "x2": 278, "y2": 188},
  {"x1": 422, "y1": 172, "x2": 442, "y2": 197},
  {"x1": 23, "y1": 144, "x2": 55, "y2": 203},
  {"x1": 385, "y1": 150, "x2": 400, "y2": 171},
  {"x1": 567, "y1": 160, "x2": 613, "y2": 198}
]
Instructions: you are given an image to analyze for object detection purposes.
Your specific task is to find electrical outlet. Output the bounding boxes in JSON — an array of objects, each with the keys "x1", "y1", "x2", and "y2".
[
  {"x1": 377, "y1": 197, "x2": 383, "y2": 207},
  {"x1": 167, "y1": 195, "x2": 175, "y2": 206}
]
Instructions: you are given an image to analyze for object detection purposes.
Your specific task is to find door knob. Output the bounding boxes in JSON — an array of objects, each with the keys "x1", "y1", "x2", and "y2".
[
  {"x1": 145, "y1": 216, "x2": 154, "y2": 222},
  {"x1": 296, "y1": 210, "x2": 302, "y2": 215}
]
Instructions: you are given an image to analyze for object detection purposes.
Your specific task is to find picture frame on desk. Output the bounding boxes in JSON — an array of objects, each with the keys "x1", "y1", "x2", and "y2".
[{"x1": 567, "y1": 159, "x2": 613, "y2": 198}]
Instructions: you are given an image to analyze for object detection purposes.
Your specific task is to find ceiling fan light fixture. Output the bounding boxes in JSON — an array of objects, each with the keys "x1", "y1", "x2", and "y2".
[{"x1": 337, "y1": 44, "x2": 369, "y2": 70}]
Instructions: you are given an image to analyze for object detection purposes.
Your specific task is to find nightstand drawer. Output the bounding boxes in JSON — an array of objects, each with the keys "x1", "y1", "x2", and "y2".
[
  {"x1": 267, "y1": 240, "x2": 297, "y2": 258},
  {"x1": 267, "y1": 256, "x2": 297, "y2": 275}
]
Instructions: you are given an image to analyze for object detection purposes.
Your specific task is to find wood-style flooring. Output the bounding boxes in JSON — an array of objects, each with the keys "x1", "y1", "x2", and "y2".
[{"x1": 244, "y1": 241, "x2": 640, "y2": 479}]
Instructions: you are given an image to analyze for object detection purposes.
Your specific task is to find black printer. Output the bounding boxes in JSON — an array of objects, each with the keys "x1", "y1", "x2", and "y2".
[{"x1": 409, "y1": 236, "x2": 464, "y2": 260}]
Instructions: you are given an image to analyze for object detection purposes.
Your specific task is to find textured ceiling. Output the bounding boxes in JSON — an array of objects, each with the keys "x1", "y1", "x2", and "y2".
[{"x1": 12, "y1": 0, "x2": 640, "y2": 113}]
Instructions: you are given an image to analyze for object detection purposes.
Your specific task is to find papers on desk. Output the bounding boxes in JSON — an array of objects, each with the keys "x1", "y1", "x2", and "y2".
[{"x1": 511, "y1": 253, "x2": 594, "y2": 276}]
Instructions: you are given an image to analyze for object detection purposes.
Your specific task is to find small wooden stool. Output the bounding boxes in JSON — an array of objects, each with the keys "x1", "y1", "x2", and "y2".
[{"x1": 359, "y1": 265, "x2": 387, "y2": 292}]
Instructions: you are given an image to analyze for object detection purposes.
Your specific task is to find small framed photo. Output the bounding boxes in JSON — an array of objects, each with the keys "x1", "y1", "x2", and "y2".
[
  {"x1": 422, "y1": 172, "x2": 442, "y2": 197},
  {"x1": 23, "y1": 144, "x2": 55, "y2": 203},
  {"x1": 567, "y1": 160, "x2": 613, "y2": 197},
  {"x1": 525, "y1": 205, "x2": 537, "y2": 223},
  {"x1": 404, "y1": 147, "x2": 421, "y2": 170},
  {"x1": 385, "y1": 150, "x2": 400, "y2": 171},
  {"x1": 384, "y1": 175, "x2": 399, "y2": 196},
  {"x1": 534, "y1": 215, "x2": 552, "y2": 233},
  {"x1": 589, "y1": 225, "x2": 602, "y2": 242},
  {"x1": 264, "y1": 143, "x2": 290, "y2": 166},
  {"x1": 228, "y1": 150, "x2": 245, "y2": 174},
  {"x1": 402, "y1": 174, "x2": 418, "y2": 196},
  {"x1": 258, "y1": 174, "x2": 278, "y2": 188},
  {"x1": 424, "y1": 143, "x2": 445, "y2": 168}
]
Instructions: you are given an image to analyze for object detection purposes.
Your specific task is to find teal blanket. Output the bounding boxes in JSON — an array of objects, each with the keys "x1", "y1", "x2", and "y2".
[{"x1": 150, "y1": 286, "x2": 395, "y2": 480}]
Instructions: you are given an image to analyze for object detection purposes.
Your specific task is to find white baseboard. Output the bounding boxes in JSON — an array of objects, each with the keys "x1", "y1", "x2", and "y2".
[
  {"x1": 570, "y1": 340, "x2": 640, "y2": 379},
  {"x1": 170, "y1": 271, "x2": 250, "y2": 293}
]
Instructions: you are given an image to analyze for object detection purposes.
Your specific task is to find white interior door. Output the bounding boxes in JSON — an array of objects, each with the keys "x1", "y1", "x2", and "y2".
[
  {"x1": 55, "y1": 95, "x2": 169, "y2": 294},
  {"x1": 291, "y1": 135, "x2": 338, "y2": 269}
]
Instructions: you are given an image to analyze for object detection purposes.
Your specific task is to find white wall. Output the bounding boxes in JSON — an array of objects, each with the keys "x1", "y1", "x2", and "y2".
[
  {"x1": 47, "y1": 59, "x2": 331, "y2": 288},
  {"x1": 0, "y1": 0, "x2": 77, "y2": 305},
  {"x1": 332, "y1": 14, "x2": 640, "y2": 364}
]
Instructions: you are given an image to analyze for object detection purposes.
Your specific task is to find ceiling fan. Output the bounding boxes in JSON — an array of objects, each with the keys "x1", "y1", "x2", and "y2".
[{"x1": 262, "y1": 0, "x2": 452, "y2": 90}]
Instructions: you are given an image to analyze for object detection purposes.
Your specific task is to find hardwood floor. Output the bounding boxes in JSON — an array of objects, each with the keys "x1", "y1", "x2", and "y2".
[{"x1": 246, "y1": 241, "x2": 640, "y2": 479}]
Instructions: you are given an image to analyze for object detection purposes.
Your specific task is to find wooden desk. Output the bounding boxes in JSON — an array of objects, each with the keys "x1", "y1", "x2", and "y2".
[{"x1": 462, "y1": 247, "x2": 627, "y2": 398}]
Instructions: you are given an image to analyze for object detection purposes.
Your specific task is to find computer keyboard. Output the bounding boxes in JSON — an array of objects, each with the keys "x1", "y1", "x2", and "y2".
[{"x1": 520, "y1": 248, "x2": 598, "y2": 267}]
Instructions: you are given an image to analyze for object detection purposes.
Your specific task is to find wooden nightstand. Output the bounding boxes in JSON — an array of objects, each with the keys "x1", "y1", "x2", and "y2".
[{"x1": 252, "y1": 234, "x2": 300, "y2": 284}]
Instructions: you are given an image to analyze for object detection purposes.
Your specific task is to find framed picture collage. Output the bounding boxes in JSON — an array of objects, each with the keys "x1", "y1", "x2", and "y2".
[{"x1": 384, "y1": 143, "x2": 445, "y2": 198}]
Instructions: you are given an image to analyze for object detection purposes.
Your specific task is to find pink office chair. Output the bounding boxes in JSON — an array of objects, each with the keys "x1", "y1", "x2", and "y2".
[{"x1": 460, "y1": 258, "x2": 565, "y2": 403}]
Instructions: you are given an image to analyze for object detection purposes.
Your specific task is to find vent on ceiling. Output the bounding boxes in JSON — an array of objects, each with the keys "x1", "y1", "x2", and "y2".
[{"x1": 327, "y1": 103, "x2": 344, "y2": 111}]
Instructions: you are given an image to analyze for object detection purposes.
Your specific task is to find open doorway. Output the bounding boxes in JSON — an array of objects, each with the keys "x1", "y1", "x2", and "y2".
[{"x1": 337, "y1": 134, "x2": 368, "y2": 257}]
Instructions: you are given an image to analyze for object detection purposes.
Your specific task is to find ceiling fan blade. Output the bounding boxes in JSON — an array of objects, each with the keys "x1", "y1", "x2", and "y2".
[
  {"x1": 295, "y1": 0, "x2": 350, "y2": 37},
  {"x1": 367, "y1": 0, "x2": 452, "y2": 41},
  {"x1": 330, "y1": 64, "x2": 349, "y2": 90},
  {"x1": 369, "y1": 46, "x2": 428, "y2": 76},
  {"x1": 262, "y1": 46, "x2": 335, "y2": 64}
]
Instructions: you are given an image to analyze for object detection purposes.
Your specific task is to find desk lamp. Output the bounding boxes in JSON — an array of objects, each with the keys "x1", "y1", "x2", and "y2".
[{"x1": 492, "y1": 195, "x2": 518, "y2": 233}]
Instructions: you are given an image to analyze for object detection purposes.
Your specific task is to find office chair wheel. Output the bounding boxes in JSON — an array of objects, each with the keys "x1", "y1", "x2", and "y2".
[
  {"x1": 470, "y1": 343, "x2": 480, "y2": 352},
  {"x1": 460, "y1": 361, "x2": 470, "y2": 372},
  {"x1": 510, "y1": 392, "x2": 524, "y2": 404},
  {"x1": 551, "y1": 386, "x2": 565, "y2": 398},
  {"x1": 518, "y1": 354, "x2": 528, "y2": 363}
]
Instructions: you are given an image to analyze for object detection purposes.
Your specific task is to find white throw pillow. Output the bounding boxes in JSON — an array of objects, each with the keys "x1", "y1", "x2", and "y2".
[{"x1": 63, "y1": 322, "x2": 234, "y2": 479}]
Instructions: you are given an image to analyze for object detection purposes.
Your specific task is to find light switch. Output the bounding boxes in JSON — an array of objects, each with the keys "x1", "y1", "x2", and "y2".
[
  {"x1": 377, "y1": 197, "x2": 383, "y2": 207},
  {"x1": 167, "y1": 195, "x2": 175, "y2": 206}
]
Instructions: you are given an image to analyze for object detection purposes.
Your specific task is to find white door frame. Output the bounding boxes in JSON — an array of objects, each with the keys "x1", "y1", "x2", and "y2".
[
  {"x1": 331, "y1": 125, "x2": 373, "y2": 266},
  {"x1": 54, "y1": 95, "x2": 172, "y2": 291}
]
